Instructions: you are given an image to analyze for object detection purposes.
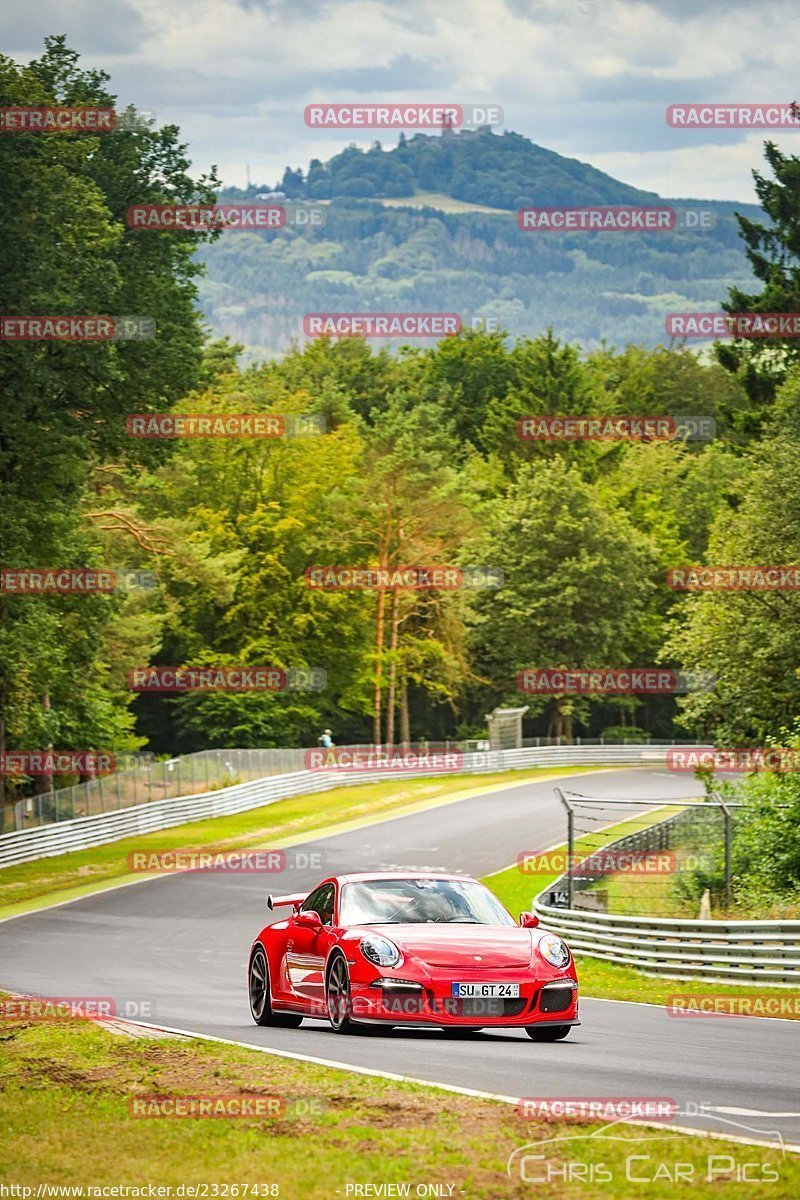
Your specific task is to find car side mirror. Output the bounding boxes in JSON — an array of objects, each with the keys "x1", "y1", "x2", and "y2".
[
  {"x1": 295, "y1": 910, "x2": 323, "y2": 929},
  {"x1": 519, "y1": 911, "x2": 540, "y2": 928}
]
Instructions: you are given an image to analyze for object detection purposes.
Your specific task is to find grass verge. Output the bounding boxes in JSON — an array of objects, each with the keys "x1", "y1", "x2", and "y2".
[
  {"x1": 0, "y1": 1005, "x2": 794, "y2": 1197},
  {"x1": 0, "y1": 767, "x2": 600, "y2": 919},
  {"x1": 379, "y1": 190, "x2": 510, "y2": 214}
]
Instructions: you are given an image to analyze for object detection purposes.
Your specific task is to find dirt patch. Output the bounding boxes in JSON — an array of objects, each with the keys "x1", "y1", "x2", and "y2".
[{"x1": 17, "y1": 1056, "x2": 128, "y2": 1093}]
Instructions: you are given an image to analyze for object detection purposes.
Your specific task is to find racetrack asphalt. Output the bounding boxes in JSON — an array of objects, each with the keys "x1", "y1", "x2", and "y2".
[{"x1": 1, "y1": 767, "x2": 798, "y2": 1148}]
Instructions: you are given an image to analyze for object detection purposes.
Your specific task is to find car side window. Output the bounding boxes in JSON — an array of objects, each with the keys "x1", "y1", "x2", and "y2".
[
  {"x1": 301, "y1": 886, "x2": 324, "y2": 916},
  {"x1": 301, "y1": 883, "x2": 335, "y2": 925},
  {"x1": 317, "y1": 884, "x2": 335, "y2": 925}
]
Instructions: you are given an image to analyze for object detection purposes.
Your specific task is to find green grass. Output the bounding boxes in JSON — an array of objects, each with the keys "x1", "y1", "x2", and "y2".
[
  {"x1": 483, "y1": 816, "x2": 800, "y2": 1017},
  {"x1": 587, "y1": 845, "x2": 698, "y2": 917},
  {"x1": 0, "y1": 766, "x2": 601, "y2": 918},
  {"x1": 379, "y1": 190, "x2": 510, "y2": 214},
  {"x1": 1, "y1": 1006, "x2": 795, "y2": 1197}
]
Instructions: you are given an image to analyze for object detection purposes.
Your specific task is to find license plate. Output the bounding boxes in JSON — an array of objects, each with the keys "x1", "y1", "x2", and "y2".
[{"x1": 451, "y1": 982, "x2": 520, "y2": 998}]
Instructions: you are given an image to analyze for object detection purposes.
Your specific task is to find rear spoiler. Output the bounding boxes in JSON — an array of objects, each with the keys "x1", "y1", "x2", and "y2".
[{"x1": 267, "y1": 892, "x2": 305, "y2": 912}]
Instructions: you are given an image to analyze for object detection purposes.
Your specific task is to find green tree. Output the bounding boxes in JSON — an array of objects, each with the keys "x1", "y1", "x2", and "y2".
[
  {"x1": 351, "y1": 393, "x2": 478, "y2": 744},
  {"x1": 717, "y1": 142, "x2": 800, "y2": 429},
  {"x1": 0, "y1": 37, "x2": 217, "y2": 808},
  {"x1": 666, "y1": 370, "x2": 800, "y2": 742},
  {"x1": 481, "y1": 331, "x2": 602, "y2": 464},
  {"x1": 122, "y1": 367, "x2": 371, "y2": 750},
  {"x1": 471, "y1": 459, "x2": 658, "y2": 739}
]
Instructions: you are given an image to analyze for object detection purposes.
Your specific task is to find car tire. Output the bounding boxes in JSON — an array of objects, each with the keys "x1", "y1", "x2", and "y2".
[
  {"x1": 326, "y1": 952, "x2": 357, "y2": 1034},
  {"x1": 248, "y1": 945, "x2": 303, "y2": 1028},
  {"x1": 525, "y1": 1024, "x2": 571, "y2": 1041}
]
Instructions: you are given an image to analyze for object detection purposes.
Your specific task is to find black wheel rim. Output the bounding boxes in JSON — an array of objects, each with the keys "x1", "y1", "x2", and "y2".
[
  {"x1": 249, "y1": 947, "x2": 268, "y2": 1020},
  {"x1": 327, "y1": 957, "x2": 349, "y2": 1028}
]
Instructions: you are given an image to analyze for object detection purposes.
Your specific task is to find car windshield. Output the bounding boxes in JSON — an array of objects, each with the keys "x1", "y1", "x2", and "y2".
[{"x1": 339, "y1": 878, "x2": 516, "y2": 926}]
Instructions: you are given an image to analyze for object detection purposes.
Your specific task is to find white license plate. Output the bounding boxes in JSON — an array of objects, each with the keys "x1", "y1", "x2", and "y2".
[{"x1": 451, "y1": 982, "x2": 520, "y2": 998}]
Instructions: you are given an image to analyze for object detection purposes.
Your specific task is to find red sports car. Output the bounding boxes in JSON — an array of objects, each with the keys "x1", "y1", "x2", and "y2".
[{"x1": 247, "y1": 871, "x2": 579, "y2": 1039}]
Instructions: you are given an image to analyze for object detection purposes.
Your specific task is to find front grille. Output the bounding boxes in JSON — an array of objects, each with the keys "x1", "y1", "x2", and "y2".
[
  {"x1": 454, "y1": 998, "x2": 528, "y2": 1018},
  {"x1": 539, "y1": 986, "x2": 574, "y2": 1013},
  {"x1": 380, "y1": 995, "x2": 425, "y2": 1016}
]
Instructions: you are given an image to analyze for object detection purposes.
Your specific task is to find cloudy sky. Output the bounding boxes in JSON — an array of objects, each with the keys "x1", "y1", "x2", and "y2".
[{"x1": 5, "y1": 0, "x2": 800, "y2": 200}]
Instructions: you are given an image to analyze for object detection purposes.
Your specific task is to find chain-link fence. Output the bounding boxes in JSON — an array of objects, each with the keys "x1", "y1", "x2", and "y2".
[
  {"x1": 532, "y1": 787, "x2": 799, "y2": 985},
  {"x1": 521, "y1": 736, "x2": 685, "y2": 747},
  {"x1": 1, "y1": 748, "x2": 313, "y2": 833},
  {"x1": 1, "y1": 741, "x2": 479, "y2": 833},
  {"x1": 1, "y1": 739, "x2": 705, "y2": 836},
  {"x1": 542, "y1": 788, "x2": 747, "y2": 918}
]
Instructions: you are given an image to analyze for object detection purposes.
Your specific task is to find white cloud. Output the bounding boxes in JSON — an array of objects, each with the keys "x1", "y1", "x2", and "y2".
[
  {"x1": 4, "y1": 0, "x2": 800, "y2": 197},
  {"x1": 588, "y1": 135, "x2": 777, "y2": 202}
]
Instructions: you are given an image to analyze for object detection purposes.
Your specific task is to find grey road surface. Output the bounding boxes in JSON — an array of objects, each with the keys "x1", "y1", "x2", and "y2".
[{"x1": 1, "y1": 769, "x2": 797, "y2": 1149}]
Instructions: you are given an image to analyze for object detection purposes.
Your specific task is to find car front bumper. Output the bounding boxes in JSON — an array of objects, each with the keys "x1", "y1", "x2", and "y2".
[{"x1": 348, "y1": 976, "x2": 579, "y2": 1026}]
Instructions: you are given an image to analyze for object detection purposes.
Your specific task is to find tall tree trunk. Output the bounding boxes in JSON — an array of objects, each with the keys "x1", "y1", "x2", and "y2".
[
  {"x1": 399, "y1": 674, "x2": 410, "y2": 746},
  {"x1": 373, "y1": 589, "x2": 386, "y2": 746},
  {"x1": 0, "y1": 707, "x2": 5, "y2": 819},
  {"x1": 385, "y1": 590, "x2": 400, "y2": 748},
  {"x1": 0, "y1": 596, "x2": 6, "y2": 814},
  {"x1": 35, "y1": 691, "x2": 54, "y2": 801},
  {"x1": 551, "y1": 700, "x2": 569, "y2": 743}
]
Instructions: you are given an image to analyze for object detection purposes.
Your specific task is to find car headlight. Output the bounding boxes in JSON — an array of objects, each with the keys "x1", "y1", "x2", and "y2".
[
  {"x1": 360, "y1": 934, "x2": 402, "y2": 968},
  {"x1": 538, "y1": 933, "x2": 571, "y2": 969}
]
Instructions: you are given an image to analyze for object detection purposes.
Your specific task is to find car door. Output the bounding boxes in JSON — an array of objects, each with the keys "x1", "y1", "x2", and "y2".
[{"x1": 285, "y1": 882, "x2": 337, "y2": 1011}]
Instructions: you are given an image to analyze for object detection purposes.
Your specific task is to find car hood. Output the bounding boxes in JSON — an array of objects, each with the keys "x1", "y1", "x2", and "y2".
[{"x1": 362, "y1": 924, "x2": 534, "y2": 969}]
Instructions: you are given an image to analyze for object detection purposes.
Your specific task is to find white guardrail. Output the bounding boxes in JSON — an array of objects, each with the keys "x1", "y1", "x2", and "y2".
[
  {"x1": 0, "y1": 743, "x2": 675, "y2": 869},
  {"x1": 534, "y1": 905, "x2": 800, "y2": 988},
  {"x1": 533, "y1": 812, "x2": 800, "y2": 987}
]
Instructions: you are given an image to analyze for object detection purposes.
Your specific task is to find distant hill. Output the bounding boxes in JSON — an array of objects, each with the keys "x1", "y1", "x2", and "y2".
[
  {"x1": 197, "y1": 128, "x2": 763, "y2": 359},
  {"x1": 265, "y1": 127, "x2": 661, "y2": 209}
]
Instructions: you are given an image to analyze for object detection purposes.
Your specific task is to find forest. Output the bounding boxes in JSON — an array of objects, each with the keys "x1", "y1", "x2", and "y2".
[{"x1": 3, "y1": 38, "x2": 800, "y2": 806}]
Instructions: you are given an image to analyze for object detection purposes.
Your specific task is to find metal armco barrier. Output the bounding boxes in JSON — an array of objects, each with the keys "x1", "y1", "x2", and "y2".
[
  {"x1": 0, "y1": 743, "x2": 691, "y2": 868},
  {"x1": 534, "y1": 799, "x2": 800, "y2": 986},
  {"x1": 533, "y1": 905, "x2": 800, "y2": 987}
]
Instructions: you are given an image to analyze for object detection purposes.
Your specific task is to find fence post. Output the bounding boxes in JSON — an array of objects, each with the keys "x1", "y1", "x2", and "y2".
[
  {"x1": 555, "y1": 787, "x2": 574, "y2": 909},
  {"x1": 715, "y1": 792, "x2": 732, "y2": 911}
]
